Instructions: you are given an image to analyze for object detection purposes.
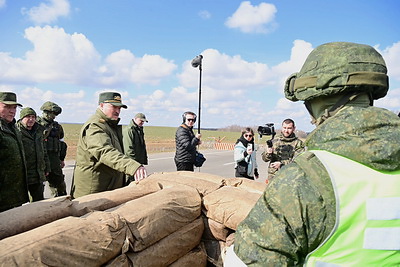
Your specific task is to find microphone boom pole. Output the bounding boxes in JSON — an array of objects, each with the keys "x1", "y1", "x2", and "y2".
[{"x1": 191, "y1": 55, "x2": 203, "y2": 134}]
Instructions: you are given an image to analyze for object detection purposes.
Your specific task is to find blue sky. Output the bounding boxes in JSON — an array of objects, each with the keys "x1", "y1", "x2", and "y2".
[{"x1": 0, "y1": 0, "x2": 399, "y2": 132}]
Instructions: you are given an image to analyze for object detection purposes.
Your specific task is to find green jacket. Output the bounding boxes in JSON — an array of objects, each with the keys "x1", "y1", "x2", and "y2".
[
  {"x1": 17, "y1": 121, "x2": 51, "y2": 185},
  {"x1": 71, "y1": 108, "x2": 141, "y2": 198},
  {"x1": 122, "y1": 120, "x2": 148, "y2": 165},
  {"x1": 234, "y1": 106, "x2": 400, "y2": 266},
  {"x1": 0, "y1": 118, "x2": 29, "y2": 212},
  {"x1": 36, "y1": 116, "x2": 67, "y2": 161},
  {"x1": 262, "y1": 133, "x2": 305, "y2": 178}
]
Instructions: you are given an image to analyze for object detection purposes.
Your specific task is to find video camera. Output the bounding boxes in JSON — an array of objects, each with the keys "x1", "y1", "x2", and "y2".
[{"x1": 257, "y1": 123, "x2": 276, "y2": 148}]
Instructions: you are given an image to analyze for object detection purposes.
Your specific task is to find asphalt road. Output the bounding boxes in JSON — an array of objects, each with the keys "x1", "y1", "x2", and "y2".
[{"x1": 44, "y1": 148, "x2": 268, "y2": 198}]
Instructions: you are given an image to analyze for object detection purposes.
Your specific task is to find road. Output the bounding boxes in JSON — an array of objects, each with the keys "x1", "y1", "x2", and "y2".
[{"x1": 44, "y1": 148, "x2": 268, "y2": 198}]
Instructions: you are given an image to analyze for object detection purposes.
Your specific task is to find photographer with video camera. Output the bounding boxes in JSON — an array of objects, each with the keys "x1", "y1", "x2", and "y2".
[
  {"x1": 234, "y1": 127, "x2": 258, "y2": 180},
  {"x1": 261, "y1": 118, "x2": 304, "y2": 182}
]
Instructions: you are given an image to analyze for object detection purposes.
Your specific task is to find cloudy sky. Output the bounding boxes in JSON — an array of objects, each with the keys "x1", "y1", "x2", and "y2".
[{"x1": 1, "y1": 0, "x2": 399, "y2": 132}]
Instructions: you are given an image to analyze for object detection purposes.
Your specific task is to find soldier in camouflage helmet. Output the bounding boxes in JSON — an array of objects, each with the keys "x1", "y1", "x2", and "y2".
[
  {"x1": 261, "y1": 118, "x2": 304, "y2": 181},
  {"x1": 17, "y1": 107, "x2": 51, "y2": 202},
  {"x1": 36, "y1": 101, "x2": 68, "y2": 197},
  {"x1": 232, "y1": 42, "x2": 400, "y2": 265},
  {"x1": 0, "y1": 92, "x2": 29, "y2": 212}
]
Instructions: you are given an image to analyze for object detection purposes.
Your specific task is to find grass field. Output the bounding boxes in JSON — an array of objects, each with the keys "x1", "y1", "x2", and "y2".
[{"x1": 62, "y1": 123, "x2": 246, "y2": 161}]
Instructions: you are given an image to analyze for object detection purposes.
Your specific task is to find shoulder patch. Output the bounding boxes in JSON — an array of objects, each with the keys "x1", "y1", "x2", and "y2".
[{"x1": 99, "y1": 119, "x2": 105, "y2": 123}]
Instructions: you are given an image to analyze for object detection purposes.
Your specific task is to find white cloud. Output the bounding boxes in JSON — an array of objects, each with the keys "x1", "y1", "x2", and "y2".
[
  {"x1": 199, "y1": 10, "x2": 211, "y2": 20},
  {"x1": 0, "y1": 26, "x2": 176, "y2": 87},
  {"x1": 380, "y1": 41, "x2": 400, "y2": 81},
  {"x1": 178, "y1": 48, "x2": 273, "y2": 94},
  {"x1": 21, "y1": 0, "x2": 70, "y2": 25},
  {"x1": 225, "y1": 1, "x2": 277, "y2": 34}
]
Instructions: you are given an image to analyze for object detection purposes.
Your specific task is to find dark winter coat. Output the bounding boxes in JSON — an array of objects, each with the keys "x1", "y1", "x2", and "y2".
[
  {"x1": 174, "y1": 124, "x2": 200, "y2": 164},
  {"x1": 0, "y1": 118, "x2": 29, "y2": 212}
]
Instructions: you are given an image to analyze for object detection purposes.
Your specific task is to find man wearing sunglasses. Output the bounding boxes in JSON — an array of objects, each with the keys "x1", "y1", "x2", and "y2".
[{"x1": 174, "y1": 111, "x2": 202, "y2": 171}]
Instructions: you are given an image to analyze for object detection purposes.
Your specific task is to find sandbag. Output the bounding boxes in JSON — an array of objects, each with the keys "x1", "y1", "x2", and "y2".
[
  {"x1": 203, "y1": 186, "x2": 262, "y2": 230},
  {"x1": 126, "y1": 217, "x2": 204, "y2": 266},
  {"x1": 0, "y1": 211, "x2": 128, "y2": 266},
  {"x1": 71, "y1": 181, "x2": 162, "y2": 216},
  {"x1": 0, "y1": 196, "x2": 73, "y2": 240},
  {"x1": 222, "y1": 177, "x2": 266, "y2": 194},
  {"x1": 0, "y1": 182, "x2": 162, "y2": 240},
  {"x1": 107, "y1": 185, "x2": 202, "y2": 252},
  {"x1": 169, "y1": 244, "x2": 208, "y2": 267},
  {"x1": 140, "y1": 171, "x2": 223, "y2": 196}
]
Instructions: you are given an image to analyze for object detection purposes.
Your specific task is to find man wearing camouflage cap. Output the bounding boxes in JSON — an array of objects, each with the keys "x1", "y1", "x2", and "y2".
[
  {"x1": 17, "y1": 107, "x2": 51, "y2": 202},
  {"x1": 0, "y1": 92, "x2": 29, "y2": 212},
  {"x1": 71, "y1": 92, "x2": 147, "y2": 198},
  {"x1": 231, "y1": 42, "x2": 400, "y2": 265},
  {"x1": 37, "y1": 101, "x2": 68, "y2": 197}
]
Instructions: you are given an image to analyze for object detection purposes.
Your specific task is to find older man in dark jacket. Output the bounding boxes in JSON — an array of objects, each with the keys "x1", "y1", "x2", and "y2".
[
  {"x1": 174, "y1": 111, "x2": 202, "y2": 171},
  {"x1": 0, "y1": 92, "x2": 29, "y2": 212}
]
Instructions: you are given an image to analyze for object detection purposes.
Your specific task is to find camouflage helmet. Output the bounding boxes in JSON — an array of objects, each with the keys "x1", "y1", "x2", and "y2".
[
  {"x1": 284, "y1": 42, "x2": 389, "y2": 102},
  {"x1": 40, "y1": 101, "x2": 62, "y2": 115}
]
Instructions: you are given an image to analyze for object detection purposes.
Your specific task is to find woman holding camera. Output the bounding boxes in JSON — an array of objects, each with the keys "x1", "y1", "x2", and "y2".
[{"x1": 234, "y1": 127, "x2": 259, "y2": 179}]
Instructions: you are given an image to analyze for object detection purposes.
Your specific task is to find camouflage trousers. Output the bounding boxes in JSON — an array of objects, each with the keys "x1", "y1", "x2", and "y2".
[{"x1": 47, "y1": 152, "x2": 67, "y2": 197}]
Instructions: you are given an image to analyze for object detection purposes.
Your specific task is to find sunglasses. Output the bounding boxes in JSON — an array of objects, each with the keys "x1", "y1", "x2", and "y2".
[
  {"x1": 187, "y1": 118, "x2": 196, "y2": 122},
  {"x1": 244, "y1": 134, "x2": 253, "y2": 137}
]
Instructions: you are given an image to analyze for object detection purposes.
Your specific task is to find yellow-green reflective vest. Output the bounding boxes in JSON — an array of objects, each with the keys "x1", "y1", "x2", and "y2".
[{"x1": 305, "y1": 150, "x2": 400, "y2": 266}]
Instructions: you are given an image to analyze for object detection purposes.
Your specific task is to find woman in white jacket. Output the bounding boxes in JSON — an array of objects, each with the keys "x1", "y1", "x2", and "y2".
[{"x1": 234, "y1": 127, "x2": 259, "y2": 179}]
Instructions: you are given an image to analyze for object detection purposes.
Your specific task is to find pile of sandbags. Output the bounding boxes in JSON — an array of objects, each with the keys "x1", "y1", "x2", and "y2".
[{"x1": 0, "y1": 171, "x2": 266, "y2": 266}]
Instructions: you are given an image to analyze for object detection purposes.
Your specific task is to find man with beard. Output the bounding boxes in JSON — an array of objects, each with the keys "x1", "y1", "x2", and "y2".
[{"x1": 262, "y1": 118, "x2": 304, "y2": 181}]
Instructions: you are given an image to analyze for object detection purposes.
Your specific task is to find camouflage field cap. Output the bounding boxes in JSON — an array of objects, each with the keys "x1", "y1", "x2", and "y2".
[
  {"x1": 0, "y1": 92, "x2": 22, "y2": 106},
  {"x1": 135, "y1": 112, "x2": 148, "y2": 122},
  {"x1": 284, "y1": 42, "x2": 389, "y2": 102},
  {"x1": 40, "y1": 101, "x2": 62, "y2": 115},
  {"x1": 99, "y1": 92, "x2": 127, "y2": 109},
  {"x1": 20, "y1": 107, "x2": 37, "y2": 119}
]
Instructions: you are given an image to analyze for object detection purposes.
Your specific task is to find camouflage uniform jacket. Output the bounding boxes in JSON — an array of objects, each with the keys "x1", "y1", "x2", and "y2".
[
  {"x1": 262, "y1": 133, "x2": 305, "y2": 178},
  {"x1": 71, "y1": 108, "x2": 141, "y2": 198},
  {"x1": 234, "y1": 106, "x2": 400, "y2": 266},
  {"x1": 17, "y1": 121, "x2": 51, "y2": 185},
  {"x1": 36, "y1": 116, "x2": 67, "y2": 161},
  {"x1": 122, "y1": 119, "x2": 148, "y2": 165},
  {"x1": 0, "y1": 118, "x2": 29, "y2": 212}
]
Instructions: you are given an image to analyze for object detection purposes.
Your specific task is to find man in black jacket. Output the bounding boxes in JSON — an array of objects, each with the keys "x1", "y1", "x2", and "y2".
[{"x1": 174, "y1": 111, "x2": 202, "y2": 171}]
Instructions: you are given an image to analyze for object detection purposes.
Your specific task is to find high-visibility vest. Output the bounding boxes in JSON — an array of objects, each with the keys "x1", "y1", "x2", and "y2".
[{"x1": 306, "y1": 150, "x2": 400, "y2": 266}]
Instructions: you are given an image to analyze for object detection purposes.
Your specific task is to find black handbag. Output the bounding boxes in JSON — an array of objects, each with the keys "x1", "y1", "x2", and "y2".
[
  {"x1": 194, "y1": 151, "x2": 206, "y2": 167},
  {"x1": 236, "y1": 160, "x2": 248, "y2": 176}
]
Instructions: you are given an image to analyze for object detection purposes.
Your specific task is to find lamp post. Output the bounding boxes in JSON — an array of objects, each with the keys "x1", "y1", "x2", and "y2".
[{"x1": 191, "y1": 55, "x2": 203, "y2": 134}]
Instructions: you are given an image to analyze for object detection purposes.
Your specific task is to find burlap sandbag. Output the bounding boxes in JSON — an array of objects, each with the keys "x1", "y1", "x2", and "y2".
[
  {"x1": 0, "y1": 196, "x2": 73, "y2": 240},
  {"x1": 202, "y1": 215, "x2": 233, "y2": 242},
  {"x1": 0, "y1": 182, "x2": 162, "y2": 240},
  {"x1": 203, "y1": 186, "x2": 262, "y2": 230},
  {"x1": 71, "y1": 181, "x2": 162, "y2": 216},
  {"x1": 126, "y1": 217, "x2": 204, "y2": 267},
  {"x1": 222, "y1": 177, "x2": 266, "y2": 194},
  {"x1": 169, "y1": 244, "x2": 208, "y2": 267},
  {"x1": 139, "y1": 171, "x2": 223, "y2": 196},
  {"x1": 0, "y1": 211, "x2": 128, "y2": 266},
  {"x1": 107, "y1": 185, "x2": 202, "y2": 252}
]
